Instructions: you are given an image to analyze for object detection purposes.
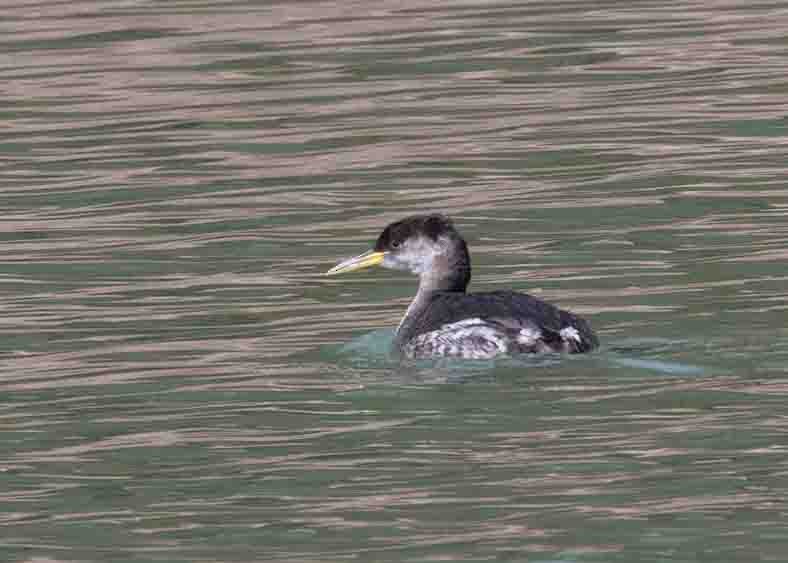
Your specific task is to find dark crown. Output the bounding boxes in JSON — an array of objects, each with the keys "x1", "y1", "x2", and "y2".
[{"x1": 374, "y1": 214, "x2": 455, "y2": 251}]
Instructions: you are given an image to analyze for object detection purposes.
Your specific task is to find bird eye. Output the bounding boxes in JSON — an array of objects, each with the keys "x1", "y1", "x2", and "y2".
[{"x1": 391, "y1": 241, "x2": 401, "y2": 249}]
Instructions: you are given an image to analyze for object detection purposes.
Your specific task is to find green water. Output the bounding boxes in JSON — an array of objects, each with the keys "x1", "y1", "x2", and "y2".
[{"x1": 2, "y1": 1, "x2": 787, "y2": 562}]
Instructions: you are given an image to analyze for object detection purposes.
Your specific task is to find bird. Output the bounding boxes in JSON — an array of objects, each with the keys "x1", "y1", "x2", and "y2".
[{"x1": 326, "y1": 214, "x2": 598, "y2": 359}]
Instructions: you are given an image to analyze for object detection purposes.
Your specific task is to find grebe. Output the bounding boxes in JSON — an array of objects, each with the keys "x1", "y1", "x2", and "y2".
[{"x1": 326, "y1": 214, "x2": 598, "y2": 359}]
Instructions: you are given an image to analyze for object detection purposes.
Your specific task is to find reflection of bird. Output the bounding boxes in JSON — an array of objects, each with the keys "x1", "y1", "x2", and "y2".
[{"x1": 326, "y1": 214, "x2": 598, "y2": 359}]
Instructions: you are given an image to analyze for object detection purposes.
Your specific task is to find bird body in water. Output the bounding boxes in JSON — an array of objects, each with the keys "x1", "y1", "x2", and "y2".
[{"x1": 326, "y1": 214, "x2": 598, "y2": 359}]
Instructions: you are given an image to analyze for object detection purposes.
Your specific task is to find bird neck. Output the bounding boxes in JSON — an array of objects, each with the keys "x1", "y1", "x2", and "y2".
[
  {"x1": 421, "y1": 237, "x2": 471, "y2": 293},
  {"x1": 394, "y1": 241, "x2": 471, "y2": 352},
  {"x1": 393, "y1": 284, "x2": 434, "y2": 352}
]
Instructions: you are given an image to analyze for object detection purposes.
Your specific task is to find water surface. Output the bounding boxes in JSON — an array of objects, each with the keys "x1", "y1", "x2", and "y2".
[{"x1": 2, "y1": 1, "x2": 788, "y2": 562}]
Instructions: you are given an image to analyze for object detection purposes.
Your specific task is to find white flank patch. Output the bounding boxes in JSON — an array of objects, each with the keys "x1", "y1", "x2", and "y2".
[
  {"x1": 442, "y1": 318, "x2": 486, "y2": 328},
  {"x1": 406, "y1": 318, "x2": 508, "y2": 359},
  {"x1": 517, "y1": 326, "x2": 542, "y2": 345},
  {"x1": 560, "y1": 326, "x2": 581, "y2": 342}
]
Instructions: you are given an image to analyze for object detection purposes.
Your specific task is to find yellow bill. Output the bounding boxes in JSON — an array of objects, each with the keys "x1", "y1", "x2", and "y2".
[{"x1": 326, "y1": 250, "x2": 386, "y2": 275}]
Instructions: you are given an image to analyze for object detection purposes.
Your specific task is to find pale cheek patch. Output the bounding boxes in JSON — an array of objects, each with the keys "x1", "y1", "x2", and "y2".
[{"x1": 387, "y1": 236, "x2": 446, "y2": 274}]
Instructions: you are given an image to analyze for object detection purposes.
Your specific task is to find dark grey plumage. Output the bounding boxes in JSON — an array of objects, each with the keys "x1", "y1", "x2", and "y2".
[{"x1": 396, "y1": 290, "x2": 598, "y2": 357}]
